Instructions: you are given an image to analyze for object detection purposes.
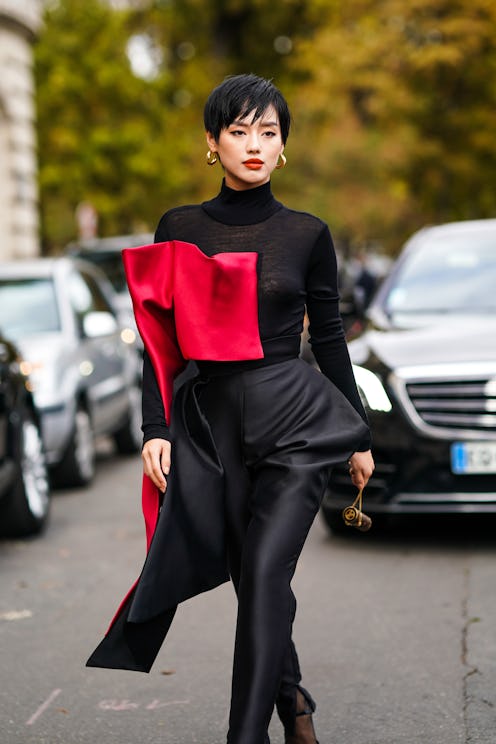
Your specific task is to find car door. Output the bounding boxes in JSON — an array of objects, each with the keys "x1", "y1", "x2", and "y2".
[
  {"x1": 0, "y1": 339, "x2": 18, "y2": 498},
  {"x1": 67, "y1": 268, "x2": 129, "y2": 435}
]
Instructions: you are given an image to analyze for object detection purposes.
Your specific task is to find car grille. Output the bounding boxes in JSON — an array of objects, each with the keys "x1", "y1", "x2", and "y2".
[
  {"x1": 405, "y1": 378, "x2": 496, "y2": 432},
  {"x1": 328, "y1": 458, "x2": 397, "y2": 501}
]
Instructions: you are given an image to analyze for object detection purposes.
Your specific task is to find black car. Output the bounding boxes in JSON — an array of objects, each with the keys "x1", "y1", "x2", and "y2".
[
  {"x1": 322, "y1": 218, "x2": 496, "y2": 532},
  {"x1": 0, "y1": 334, "x2": 51, "y2": 536}
]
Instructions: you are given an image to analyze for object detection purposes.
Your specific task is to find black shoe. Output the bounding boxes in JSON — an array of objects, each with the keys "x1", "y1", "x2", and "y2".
[{"x1": 283, "y1": 687, "x2": 319, "y2": 744}]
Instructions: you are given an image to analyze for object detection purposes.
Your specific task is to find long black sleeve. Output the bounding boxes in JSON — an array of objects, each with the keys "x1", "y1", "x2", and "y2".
[
  {"x1": 142, "y1": 351, "x2": 170, "y2": 444},
  {"x1": 141, "y1": 219, "x2": 171, "y2": 444},
  {"x1": 306, "y1": 226, "x2": 371, "y2": 451}
]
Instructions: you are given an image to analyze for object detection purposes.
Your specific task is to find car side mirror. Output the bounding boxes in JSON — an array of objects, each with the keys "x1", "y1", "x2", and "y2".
[{"x1": 82, "y1": 311, "x2": 118, "y2": 338}]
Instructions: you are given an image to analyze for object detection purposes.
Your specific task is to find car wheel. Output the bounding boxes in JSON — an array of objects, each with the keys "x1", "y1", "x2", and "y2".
[
  {"x1": 52, "y1": 406, "x2": 96, "y2": 487},
  {"x1": 113, "y1": 383, "x2": 142, "y2": 454},
  {"x1": 0, "y1": 411, "x2": 51, "y2": 537}
]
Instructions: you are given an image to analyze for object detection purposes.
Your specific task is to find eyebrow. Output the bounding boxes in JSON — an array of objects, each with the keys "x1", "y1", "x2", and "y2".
[{"x1": 231, "y1": 119, "x2": 279, "y2": 128}]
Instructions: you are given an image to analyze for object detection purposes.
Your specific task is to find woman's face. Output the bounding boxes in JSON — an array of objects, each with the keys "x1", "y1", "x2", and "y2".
[{"x1": 206, "y1": 106, "x2": 284, "y2": 191}]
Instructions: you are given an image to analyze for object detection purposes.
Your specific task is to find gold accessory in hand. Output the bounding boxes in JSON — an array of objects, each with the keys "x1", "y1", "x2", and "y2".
[
  {"x1": 342, "y1": 488, "x2": 372, "y2": 532},
  {"x1": 206, "y1": 150, "x2": 218, "y2": 166},
  {"x1": 275, "y1": 152, "x2": 287, "y2": 169}
]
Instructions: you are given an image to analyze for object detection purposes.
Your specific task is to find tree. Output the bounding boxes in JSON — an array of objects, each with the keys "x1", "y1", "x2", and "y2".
[
  {"x1": 35, "y1": 0, "x2": 189, "y2": 250},
  {"x1": 34, "y1": 0, "x2": 324, "y2": 251},
  {"x1": 36, "y1": 0, "x2": 496, "y2": 253},
  {"x1": 288, "y1": 0, "x2": 496, "y2": 252}
]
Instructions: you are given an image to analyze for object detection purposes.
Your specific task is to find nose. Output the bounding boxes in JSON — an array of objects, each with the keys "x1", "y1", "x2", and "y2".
[{"x1": 246, "y1": 131, "x2": 261, "y2": 153}]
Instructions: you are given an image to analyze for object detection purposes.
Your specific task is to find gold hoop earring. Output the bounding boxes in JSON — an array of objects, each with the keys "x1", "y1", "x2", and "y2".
[
  {"x1": 206, "y1": 150, "x2": 218, "y2": 166},
  {"x1": 275, "y1": 153, "x2": 287, "y2": 169}
]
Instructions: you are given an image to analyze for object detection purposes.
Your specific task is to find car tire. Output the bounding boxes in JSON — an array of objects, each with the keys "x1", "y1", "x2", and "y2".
[
  {"x1": 113, "y1": 383, "x2": 142, "y2": 454},
  {"x1": 0, "y1": 410, "x2": 51, "y2": 537},
  {"x1": 52, "y1": 405, "x2": 96, "y2": 487}
]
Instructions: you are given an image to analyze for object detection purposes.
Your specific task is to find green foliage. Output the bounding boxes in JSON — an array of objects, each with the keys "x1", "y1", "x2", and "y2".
[
  {"x1": 37, "y1": 2, "x2": 136, "y2": 246},
  {"x1": 35, "y1": 0, "x2": 496, "y2": 254},
  {"x1": 35, "y1": 0, "x2": 315, "y2": 250},
  {"x1": 289, "y1": 0, "x2": 496, "y2": 251}
]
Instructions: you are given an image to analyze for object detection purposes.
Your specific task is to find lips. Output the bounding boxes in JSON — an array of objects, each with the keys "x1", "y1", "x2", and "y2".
[{"x1": 243, "y1": 158, "x2": 264, "y2": 170}]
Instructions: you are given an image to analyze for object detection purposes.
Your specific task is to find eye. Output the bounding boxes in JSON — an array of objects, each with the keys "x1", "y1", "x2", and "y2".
[
  {"x1": 230, "y1": 129, "x2": 246, "y2": 136},
  {"x1": 263, "y1": 131, "x2": 277, "y2": 137}
]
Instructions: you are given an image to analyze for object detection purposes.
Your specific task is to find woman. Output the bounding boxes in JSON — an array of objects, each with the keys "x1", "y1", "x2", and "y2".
[{"x1": 88, "y1": 74, "x2": 374, "y2": 744}]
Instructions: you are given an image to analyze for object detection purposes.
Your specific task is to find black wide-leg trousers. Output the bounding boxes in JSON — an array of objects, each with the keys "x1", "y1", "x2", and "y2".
[{"x1": 197, "y1": 358, "x2": 363, "y2": 744}]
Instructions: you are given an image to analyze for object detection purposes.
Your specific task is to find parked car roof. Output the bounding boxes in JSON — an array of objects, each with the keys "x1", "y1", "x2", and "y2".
[
  {"x1": 0, "y1": 255, "x2": 112, "y2": 277},
  {"x1": 415, "y1": 218, "x2": 496, "y2": 236}
]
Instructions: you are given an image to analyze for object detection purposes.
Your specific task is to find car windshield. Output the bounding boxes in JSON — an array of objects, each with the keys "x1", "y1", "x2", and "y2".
[
  {"x1": 385, "y1": 229, "x2": 496, "y2": 317},
  {"x1": 0, "y1": 278, "x2": 61, "y2": 341},
  {"x1": 76, "y1": 251, "x2": 127, "y2": 293}
]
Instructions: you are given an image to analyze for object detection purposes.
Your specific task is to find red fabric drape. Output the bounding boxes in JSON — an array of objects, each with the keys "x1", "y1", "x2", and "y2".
[{"x1": 122, "y1": 239, "x2": 263, "y2": 548}]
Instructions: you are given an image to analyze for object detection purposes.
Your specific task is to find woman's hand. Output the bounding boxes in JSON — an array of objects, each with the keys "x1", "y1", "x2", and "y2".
[
  {"x1": 348, "y1": 450, "x2": 375, "y2": 491},
  {"x1": 142, "y1": 438, "x2": 172, "y2": 493}
]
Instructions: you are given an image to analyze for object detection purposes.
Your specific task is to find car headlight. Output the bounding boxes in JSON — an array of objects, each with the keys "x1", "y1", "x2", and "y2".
[
  {"x1": 352, "y1": 365, "x2": 393, "y2": 412},
  {"x1": 19, "y1": 359, "x2": 60, "y2": 408},
  {"x1": 19, "y1": 360, "x2": 45, "y2": 393}
]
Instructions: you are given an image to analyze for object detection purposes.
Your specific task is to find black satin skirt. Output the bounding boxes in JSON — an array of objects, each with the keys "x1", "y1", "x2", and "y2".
[
  {"x1": 195, "y1": 358, "x2": 369, "y2": 743},
  {"x1": 87, "y1": 359, "x2": 368, "y2": 687}
]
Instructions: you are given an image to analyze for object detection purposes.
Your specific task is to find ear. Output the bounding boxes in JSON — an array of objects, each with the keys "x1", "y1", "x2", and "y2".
[{"x1": 206, "y1": 131, "x2": 217, "y2": 152}]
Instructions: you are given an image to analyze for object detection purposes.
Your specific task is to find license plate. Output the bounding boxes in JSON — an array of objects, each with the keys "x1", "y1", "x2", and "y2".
[{"x1": 451, "y1": 442, "x2": 496, "y2": 474}]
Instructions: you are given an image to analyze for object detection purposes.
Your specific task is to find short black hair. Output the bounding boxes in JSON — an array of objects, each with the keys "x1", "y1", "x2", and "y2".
[{"x1": 204, "y1": 74, "x2": 291, "y2": 144}]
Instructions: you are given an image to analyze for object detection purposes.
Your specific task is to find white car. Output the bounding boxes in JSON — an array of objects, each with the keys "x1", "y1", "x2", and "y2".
[
  {"x1": 66, "y1": 233, "x2": 154, "y2": 349},
  {"x1": 0, "y1": 257, "x2": 142, "y2": 487}
]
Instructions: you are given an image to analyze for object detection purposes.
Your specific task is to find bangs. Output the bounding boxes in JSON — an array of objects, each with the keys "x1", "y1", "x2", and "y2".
[{"x1": 204, "y1": 74, "x2": 291, "y2": 144}]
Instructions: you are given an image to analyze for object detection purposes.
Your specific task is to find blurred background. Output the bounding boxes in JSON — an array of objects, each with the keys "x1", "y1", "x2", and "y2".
[{"x1": 1, "y1": 0, "x2": 495, "y2": 261}]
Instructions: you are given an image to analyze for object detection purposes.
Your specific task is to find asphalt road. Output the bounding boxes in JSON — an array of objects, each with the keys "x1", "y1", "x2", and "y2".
[{"x1": 1, "y1": 443, "x2": 495, "y2": 744}]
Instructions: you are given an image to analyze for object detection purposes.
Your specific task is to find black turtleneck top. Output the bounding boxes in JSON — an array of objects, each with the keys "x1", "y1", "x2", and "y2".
[{"x1": 141, "y1": 180, "x2": 370, "y2": 450}]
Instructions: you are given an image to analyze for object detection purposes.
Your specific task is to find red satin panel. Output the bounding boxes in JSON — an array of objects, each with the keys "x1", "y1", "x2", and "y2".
[
  {"x1": 122, "y1": 243, "x2": 186, "y2": 546},
  {"x1": 173, "y1": 242, "x2": 262, "y2": 362},
  {"x1": 122, "y1": 240, "x2": 263, "y2": 551}
]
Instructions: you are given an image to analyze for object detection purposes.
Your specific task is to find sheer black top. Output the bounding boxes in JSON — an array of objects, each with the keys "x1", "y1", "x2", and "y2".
[{"x1": 141, "y1": 179, "x2": 370, "y2": 450}]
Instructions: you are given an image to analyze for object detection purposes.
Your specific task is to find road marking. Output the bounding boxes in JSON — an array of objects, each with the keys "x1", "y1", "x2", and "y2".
[
  {"x1": 26, "y1": 690, "x2": 190, "y2": 725},
  {"x1": 0, "y1": 609, "x2": 33, "y2": 621},
  {"x1": 98, "y1": 700, "x2": 140, "y2": 711},
  {"x1": 145, "y1": 699, "x2": 190, "y2": 710},
  {"x1": 97, "y1": 698, "x2": 190, "y2": 711},
  {"x1": 26, "y1": 688, "x2": 62, "y2": 726}
]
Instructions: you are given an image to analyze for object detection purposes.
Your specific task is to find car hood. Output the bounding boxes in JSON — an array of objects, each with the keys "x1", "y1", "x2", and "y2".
[{"x1": 351, "y1": 316, "x2": 496, "y2": 369}]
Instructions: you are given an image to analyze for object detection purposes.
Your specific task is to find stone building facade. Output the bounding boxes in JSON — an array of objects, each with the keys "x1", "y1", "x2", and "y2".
[{"x1": 0, "y1": 0, "x2": 41, "y2": 260}]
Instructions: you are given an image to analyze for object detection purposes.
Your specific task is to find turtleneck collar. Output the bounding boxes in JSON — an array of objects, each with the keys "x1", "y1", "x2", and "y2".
[{"x1": 201, "y1": 179, "x2": 283, "y2": 226}]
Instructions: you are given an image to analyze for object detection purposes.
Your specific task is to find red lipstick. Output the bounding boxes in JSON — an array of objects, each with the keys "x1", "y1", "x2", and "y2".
[{"x1": 243, "y1": 159, "x2": 264, "y2": 170}]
